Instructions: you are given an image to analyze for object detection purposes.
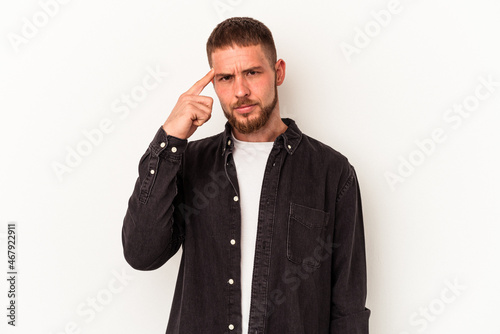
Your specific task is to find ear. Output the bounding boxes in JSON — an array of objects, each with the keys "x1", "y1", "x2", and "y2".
[{"x1": 275, "y1": 59, "x2": 286, "y2": 86}]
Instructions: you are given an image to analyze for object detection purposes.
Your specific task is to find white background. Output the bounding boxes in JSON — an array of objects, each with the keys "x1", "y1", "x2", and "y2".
[{"x1": 1, "y1": 0, "x2": 499, "y2": 333}]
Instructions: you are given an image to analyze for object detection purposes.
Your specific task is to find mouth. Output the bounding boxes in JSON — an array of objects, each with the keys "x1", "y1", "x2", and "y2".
[{"x1": 234, "y1": 104, "x2": 257, "y2": 114}]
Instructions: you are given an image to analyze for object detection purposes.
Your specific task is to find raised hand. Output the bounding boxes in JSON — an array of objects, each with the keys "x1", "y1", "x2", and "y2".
[{"x1": 162, "y1": 68, "x2": 215, "y2": 139}]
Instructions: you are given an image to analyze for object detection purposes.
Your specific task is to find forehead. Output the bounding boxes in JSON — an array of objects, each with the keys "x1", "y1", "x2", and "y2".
[{"x1": 211, "y1": 44, "x2": 271, "y2": 71}]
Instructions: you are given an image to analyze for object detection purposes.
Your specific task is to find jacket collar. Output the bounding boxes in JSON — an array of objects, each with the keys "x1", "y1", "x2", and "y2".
[{"x1": 221, "y1": 118, "x2": 303, "y2": 156}]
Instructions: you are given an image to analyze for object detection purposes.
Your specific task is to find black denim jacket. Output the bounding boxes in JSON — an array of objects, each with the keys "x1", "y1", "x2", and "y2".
[{"x1": 122, "y1": 118, "x2": 370, "y2": 334}]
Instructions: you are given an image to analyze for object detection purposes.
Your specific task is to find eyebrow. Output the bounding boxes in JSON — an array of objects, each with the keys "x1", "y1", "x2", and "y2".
[{"x1": 215, "y1": 66, "x2": 265, "y2": 79}]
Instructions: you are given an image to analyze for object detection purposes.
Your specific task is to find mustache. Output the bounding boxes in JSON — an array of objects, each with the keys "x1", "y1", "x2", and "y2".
[{"x1": 232, "y1": 98, "x2": 258, "y2": 109}]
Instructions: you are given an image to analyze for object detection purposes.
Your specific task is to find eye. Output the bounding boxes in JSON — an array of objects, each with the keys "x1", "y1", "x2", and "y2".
[
  {"x1": 248, "y1": 71, "x2": 257, "y2": 76},
  {"x1": 219, "y1": 75, "x2": 232, "y2": 82}
]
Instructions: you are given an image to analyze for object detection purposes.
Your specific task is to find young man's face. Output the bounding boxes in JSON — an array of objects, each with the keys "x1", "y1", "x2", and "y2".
[{"x1": 211, "y1": 44, "x2": 285, "y2": 134}]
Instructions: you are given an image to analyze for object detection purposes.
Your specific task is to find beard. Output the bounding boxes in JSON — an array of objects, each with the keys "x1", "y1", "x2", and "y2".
[{"x1": 222, "y1": 85, "x2": 278, "y2": 135}]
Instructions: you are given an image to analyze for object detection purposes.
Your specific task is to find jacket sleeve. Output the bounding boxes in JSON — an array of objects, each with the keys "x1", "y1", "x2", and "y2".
[
  {"x1": 330, "y1": 165, "x2": 370, "y2": 333},
  {"x1": 121, "y1": 126, "x2": 188, "y2": 271}
]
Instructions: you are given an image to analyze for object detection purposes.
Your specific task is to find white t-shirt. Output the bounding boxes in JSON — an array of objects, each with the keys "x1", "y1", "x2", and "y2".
[{"x1": 231, "y1": 135, "x2": 274, "y2": 334}]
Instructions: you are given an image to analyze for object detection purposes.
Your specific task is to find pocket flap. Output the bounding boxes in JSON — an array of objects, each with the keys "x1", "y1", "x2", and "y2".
[{"x1": 289, "y1": 203, "x2": 329, "y2": 229}]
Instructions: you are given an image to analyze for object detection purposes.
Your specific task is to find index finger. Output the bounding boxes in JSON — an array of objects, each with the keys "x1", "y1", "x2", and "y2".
[{"x1": 186, "y1": 68, "x2": 215, "y2": 95}]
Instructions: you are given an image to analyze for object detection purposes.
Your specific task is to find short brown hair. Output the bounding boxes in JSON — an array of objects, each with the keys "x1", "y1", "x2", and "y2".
[{"x1": 206, "y1": 17, "x2": 277, "y2": 68}]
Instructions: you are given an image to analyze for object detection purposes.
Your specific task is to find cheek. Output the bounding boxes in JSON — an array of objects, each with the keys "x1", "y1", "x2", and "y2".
[
  {"x1": 257, "y1": 83, "x2": 274, "y2": 102},
  {"x1": 214, "y1": 86, "x2": 229, "y2": 102},
  {"x1": 256, "y1": 77, "x2": 274, "y2": 95}
]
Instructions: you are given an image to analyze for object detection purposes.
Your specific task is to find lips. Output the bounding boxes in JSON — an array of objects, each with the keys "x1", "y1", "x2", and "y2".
[{"x1": 234, "y1": 104, "x2": 256, "y2": 114}]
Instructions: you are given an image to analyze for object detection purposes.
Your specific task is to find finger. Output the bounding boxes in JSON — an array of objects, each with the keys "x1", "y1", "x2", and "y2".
[
  {"x1": 189, "y1": 102, "x2": 212, "y2": 119},
  {"x1": 185, "y1": 95, "x2": 213, "y2": 109},
  {"x1": 191, "y1": 107, "x2": 212, "y2": 126},
  {"x1": 186, "y1": 68, "x2": 215, "y2": 95},
  {"x1": 193, "y1": 113, "x2": 212, "y2": 127}
]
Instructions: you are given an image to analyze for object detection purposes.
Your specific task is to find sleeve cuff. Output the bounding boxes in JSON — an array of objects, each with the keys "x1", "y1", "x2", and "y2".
[
  {"x1": 330, "y1": 308, "x2": 371, "y2": 334},
  {"x1": 149, "y1": 126, "x2": 188, "y2": 158}
]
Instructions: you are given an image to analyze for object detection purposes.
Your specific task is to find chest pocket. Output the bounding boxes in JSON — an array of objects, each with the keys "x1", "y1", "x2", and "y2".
[{"x1": 287, "y1": 202, "x2": 330, "y2": 269}]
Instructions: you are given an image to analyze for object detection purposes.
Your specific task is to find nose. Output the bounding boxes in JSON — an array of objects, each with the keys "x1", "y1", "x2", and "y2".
[{"x1": 234, "y1": 76, "x2": 250, "y2": 98}]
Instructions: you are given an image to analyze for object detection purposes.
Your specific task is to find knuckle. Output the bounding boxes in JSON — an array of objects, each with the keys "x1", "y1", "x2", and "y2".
[{"x1": 180, "y1": 92, "x2": 191, "y2": 100}]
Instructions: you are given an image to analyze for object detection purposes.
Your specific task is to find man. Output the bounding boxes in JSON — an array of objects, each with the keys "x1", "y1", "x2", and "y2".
[{"x1": 122, "y1": 17, "x2": 370, "y2": 333}]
